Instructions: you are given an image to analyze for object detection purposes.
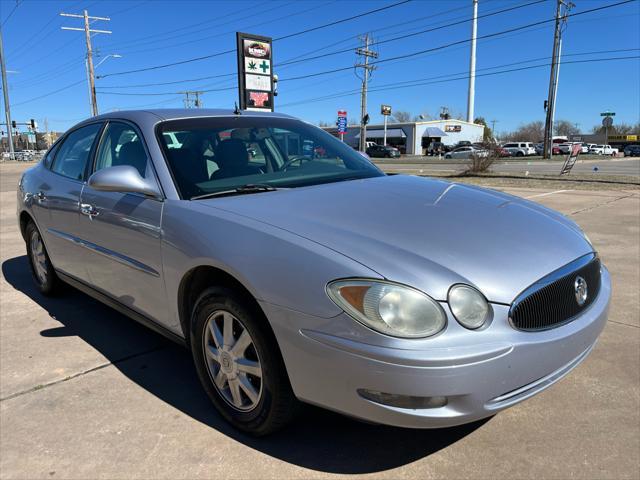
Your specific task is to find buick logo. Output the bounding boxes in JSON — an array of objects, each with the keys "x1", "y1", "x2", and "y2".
[{"x1": 574, "y1": 276, "x2": 588, "y2": 306}]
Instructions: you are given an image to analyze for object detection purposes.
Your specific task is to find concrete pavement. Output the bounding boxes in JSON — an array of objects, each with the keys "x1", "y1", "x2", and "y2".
[
  {"x1": 375, "y1": 157, "x2": 640, "y2": 176},
  {"x1": 1, "y1": 163, "x2": 638, "y2": 479}
]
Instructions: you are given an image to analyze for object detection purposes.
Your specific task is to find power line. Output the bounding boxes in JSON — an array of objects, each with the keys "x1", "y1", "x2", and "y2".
[
  {"x1": 11, "y1": 79, "x2": 85, "y2": 107},
  {"x1": 93, "y1": 0, "x2": 548, "y2": 92},
  {"x1": 97, "y1": 0, "x2": 412, "y2": 78},
  {"x1": 278, "y1": 55, "x2": 640, "y2": 108},
  {"x1": 277, "y1": 0, "x2": 636, "y2": 83},
  {"x1": 277, "y1": 0, "x2": 546, "y2": 68},
  {"x1": 272, "y1": 0, "x2": 411, "y2": 42},
  {"x1": 1, "y1": 0, "x2": 22, "y2": 27},
  {"x1": 94, "y1": 48, "x2": 639, "y2": 99}
]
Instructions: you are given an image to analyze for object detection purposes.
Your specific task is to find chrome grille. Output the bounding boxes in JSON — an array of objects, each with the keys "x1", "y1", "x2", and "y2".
[{"x1": 509, "y1": 254, "x2": 601, "y2": 331}]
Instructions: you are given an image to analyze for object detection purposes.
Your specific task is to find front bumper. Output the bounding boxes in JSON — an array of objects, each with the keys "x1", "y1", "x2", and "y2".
[{"x1": 261, "y1": 266, "x2": 611, "y2": 428}]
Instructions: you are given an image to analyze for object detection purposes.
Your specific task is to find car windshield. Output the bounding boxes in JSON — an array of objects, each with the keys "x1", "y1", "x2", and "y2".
[{"x1": 157, "y1": 116, "x2": 384, "y2": 199}]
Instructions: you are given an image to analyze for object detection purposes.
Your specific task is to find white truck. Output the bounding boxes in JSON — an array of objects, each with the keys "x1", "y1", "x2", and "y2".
[{"x1": 590, "y1": 145, "x2": 618, "y2": 156}]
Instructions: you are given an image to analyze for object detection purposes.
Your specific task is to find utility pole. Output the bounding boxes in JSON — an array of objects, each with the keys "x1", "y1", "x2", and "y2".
[
  {"x1": 61, "y1": 10, "x2": 111, "y2": 117},
  {"x1": 466, "y1": 0, "x2": 478, "y2": 123},
  {"x1": 355, "y1": 34, "x2": 377, "y2": 151},
  {"x1": 0, "y1": 25, "x2": 15, "y2": 160},
  {"x1": 542, "y1": 0, "x2": 573, "y2": 159},
  {"x1": 490, "y1": 119, "x2": 498, "y2": 140},
  {"x1": 180, "y1": 91, "x2": 204, "y2": 108}
]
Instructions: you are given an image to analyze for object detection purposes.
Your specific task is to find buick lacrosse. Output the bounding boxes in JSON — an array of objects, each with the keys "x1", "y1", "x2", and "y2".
[{"x1": 17, "y1": 109, "x2": 610, "y2": 435}]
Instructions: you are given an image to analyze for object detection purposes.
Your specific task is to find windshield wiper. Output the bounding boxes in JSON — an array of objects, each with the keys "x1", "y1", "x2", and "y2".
[{"x1": 190, "y1": 184, "x2": 280, "y2": 200}]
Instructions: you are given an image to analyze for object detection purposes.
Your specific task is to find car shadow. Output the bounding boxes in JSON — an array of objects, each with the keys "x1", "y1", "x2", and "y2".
[{"x1": 2, "y1": 255, "x2": 489, "y2": 474}]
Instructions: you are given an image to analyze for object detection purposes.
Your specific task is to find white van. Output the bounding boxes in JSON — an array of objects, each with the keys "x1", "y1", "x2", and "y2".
[{"x1": 501, "y1": 142, "x2": 536, "y2": 157}]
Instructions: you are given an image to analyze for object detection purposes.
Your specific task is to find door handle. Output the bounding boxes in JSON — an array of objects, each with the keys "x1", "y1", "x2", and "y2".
[{"x1": 80, "y1": 203, "x2": 99, "y2": 218}]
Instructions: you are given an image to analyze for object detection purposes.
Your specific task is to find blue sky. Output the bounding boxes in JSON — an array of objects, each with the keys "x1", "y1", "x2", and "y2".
[{"x1": 1, "y1": 0, "x2": 639, "y2": 135}]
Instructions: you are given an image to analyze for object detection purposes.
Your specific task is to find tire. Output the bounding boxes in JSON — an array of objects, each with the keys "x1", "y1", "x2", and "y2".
[
  {"x1": 190, "y1": 287, "x2": 298, "y2": 436},
  {"x1": 516, "y1": 151, "x2": 524, "y2": 157},
  {"x1": 25, "y1": 221, "x2": 61, "y2": 296},
  {"x1": 445, "y1": 154, "x2": 451, "y2": 159}
]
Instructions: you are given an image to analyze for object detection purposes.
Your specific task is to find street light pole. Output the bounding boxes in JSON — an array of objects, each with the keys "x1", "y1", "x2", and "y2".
[{"x1": 0, "y1": 25, "x2": 15, "y2": 160}]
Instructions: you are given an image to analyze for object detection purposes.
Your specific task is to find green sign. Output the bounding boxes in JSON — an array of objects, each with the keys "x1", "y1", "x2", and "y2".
[{"x1": 600, "y1": 112, "x2": 616, "y2": 116}]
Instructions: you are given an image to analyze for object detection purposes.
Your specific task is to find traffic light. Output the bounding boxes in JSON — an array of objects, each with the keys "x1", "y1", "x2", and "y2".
[
  {"x1": 544, "y1": 100, "x2": 548, "y2": 111},
  {"x1": 11, "y1": 121, "x2": 16, "y2": 129},
  {"x1": 363, "y1": 113, "x2": 370, "y2": 125},
  {"x1": 30, "y1": 119, "x2": 36, "y2": 129}
]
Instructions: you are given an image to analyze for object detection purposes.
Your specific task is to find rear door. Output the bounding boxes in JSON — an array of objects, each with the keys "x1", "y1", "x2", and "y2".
[
  {"x1": 78, "y1": 120, "x2": 168, "y2": 324},
  {"x1": 37, "y1": 122, "x2": 104, "y2": 281}
]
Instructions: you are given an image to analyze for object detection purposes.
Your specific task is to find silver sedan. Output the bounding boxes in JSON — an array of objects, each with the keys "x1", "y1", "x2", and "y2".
[
  {"x1": 444, "y1": 146, "x2": 489, "y2": 159},
  {"x1": 17, "y1": 109, "x2": 610, "y2": 435}
]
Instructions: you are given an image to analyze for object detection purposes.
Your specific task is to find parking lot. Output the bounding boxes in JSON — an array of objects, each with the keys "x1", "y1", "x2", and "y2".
[{"x1": 1, "y1": 161, "x2": 638, "y2": 479}]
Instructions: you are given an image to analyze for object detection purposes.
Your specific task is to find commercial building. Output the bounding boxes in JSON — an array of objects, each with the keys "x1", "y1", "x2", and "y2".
[{"x1": 324, "y1": 119, "x2": 484, "y2": 155}]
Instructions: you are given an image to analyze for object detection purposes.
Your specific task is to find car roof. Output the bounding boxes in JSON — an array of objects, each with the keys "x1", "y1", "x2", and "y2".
[{"x1": 69, "y1": 108, "x2": 297, "y2": 131}]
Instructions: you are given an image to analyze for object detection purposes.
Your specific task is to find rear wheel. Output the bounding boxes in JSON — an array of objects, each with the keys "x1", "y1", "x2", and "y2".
[
  {"x1": 190, "y1": 287, "x2": 298, "y2": 436},
  {"x1": 25, "y1": 221, "x2": 61, "y2": 295},
  {"x1": 516, "y1": 151, "x2": 524, "y2": 157}
]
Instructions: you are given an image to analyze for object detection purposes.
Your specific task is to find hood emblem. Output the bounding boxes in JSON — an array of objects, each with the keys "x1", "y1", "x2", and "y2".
[{"x1": 574, "y1": 276, "x2": 588, "y2": 306}]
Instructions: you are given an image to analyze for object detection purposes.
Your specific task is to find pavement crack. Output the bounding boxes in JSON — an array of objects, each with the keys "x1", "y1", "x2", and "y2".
[
  {"x1": 570, "y1": 193, "x2": 637, "y2": 216},
  {"x1": 0, "y1": 344, "x2": 168, "y2": 402},
  {"x1": 608, "y1": 319, "x2": 640, "y2": 329}
]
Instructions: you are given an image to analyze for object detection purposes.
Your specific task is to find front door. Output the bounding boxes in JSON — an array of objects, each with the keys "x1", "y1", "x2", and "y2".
[
  {"x1": 78, "y1": 121, "x2": 168, "y2": 325},
  {"x1": 37, "y1": 123, "x2": 104, "y2": 281}
]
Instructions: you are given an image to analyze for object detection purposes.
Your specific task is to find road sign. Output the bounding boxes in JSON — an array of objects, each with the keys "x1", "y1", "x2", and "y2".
[
  {"x1": 337, "y1": 110, "x2": 347, "y2": 135},
  {"x1": 561, "y1": 143, "x2": 582, "y2": 175},
  {"x1": 600, "y1": 112, "x2": 615, "y2": 116},
  {"x1": 602, "y1": 116, "x2": 613, "y2": 128},
  {"x1": 237, "y1": 32, "x2": 274, "y2": 111},
  {"x1": 381, "y1": 104, "x2": 392, "y2": 116}
]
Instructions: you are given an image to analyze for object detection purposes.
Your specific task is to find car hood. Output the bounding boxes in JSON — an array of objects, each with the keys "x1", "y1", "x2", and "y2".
[{"x1": 201, "y1": 175, "x2": 592, "y2": 304}]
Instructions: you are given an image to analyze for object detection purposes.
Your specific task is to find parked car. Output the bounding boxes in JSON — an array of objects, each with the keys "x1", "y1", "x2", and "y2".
[
  {"x1": 445, "y1": 140, "x2": 473, "y2": 152},
  {"x1": 427, "y1": 141, "x2": 445, "y2": 156},
  {"x1": 366, "y1": 144, "x2": 401, "y2": 158},
  {"x1": 501, "y1": 142, "x2": 536, "y2": 156},
  {"x1": 18, "y1": 109, "x2": 610, "y2": 435},
  {"x1": 590, "y1": 145, "x2": 618, "y2": 155},
  {"x1": 623, "y1": 145, "x2": 640, "y2": 157},
  {"x1": 444, "y1": 146, "x2": 488, "y2": 160}
]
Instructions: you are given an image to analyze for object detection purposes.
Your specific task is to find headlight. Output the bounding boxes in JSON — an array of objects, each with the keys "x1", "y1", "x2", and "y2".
[
  {"x1": 327, "y1": 280, "x2": 446, "y2": 338},
  {"x1": 448, "y1": 285, "x2": 490, "y2": 329}
]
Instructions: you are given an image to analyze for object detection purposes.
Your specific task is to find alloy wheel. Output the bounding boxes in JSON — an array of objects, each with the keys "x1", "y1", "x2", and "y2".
[
  {"x1": 203, "y1": 310, "x2": 263, "y2": 412},
  {"x1": 30, "y1": 230, "x2": 48, "y2": 285}
]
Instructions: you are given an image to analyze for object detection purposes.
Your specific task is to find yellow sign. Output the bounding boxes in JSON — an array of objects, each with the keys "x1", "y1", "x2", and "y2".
[{"x1": 609, "y1": 135, "x2": 638, "y2": 141}]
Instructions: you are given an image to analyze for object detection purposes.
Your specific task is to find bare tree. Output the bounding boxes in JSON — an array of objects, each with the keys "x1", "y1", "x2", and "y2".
[
  {"x1": 502, "y1": 121, "x2": 545, "y2": 142},
  {"x1": 591, "y1": 122, "x2": 640, "y2": 135},
  {"x1": 553, "y1": 120, "x2": 580, "y2": 137},
  {"x1": 390, "y1": 111, "x2": 412, "y2": 123}
]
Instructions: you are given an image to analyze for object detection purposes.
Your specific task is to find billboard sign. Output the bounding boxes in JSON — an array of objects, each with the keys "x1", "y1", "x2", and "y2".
[
  {"x1": 381, "y1": 105, "x2": 392, "y2": 116},
  {"x1": 237, "y1": 33, "x2": 274, "y2": 111},
  {"x1": 561, "y1": 143, "x2": 582, "y2": 175},
  {"x1": 337, "y1": 110, "x2": 347, "y2": 134}
]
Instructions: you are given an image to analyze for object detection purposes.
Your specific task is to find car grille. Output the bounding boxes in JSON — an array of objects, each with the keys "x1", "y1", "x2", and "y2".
[{"x1": 509, "y1": 255, "x2": 601, "y2": 331}]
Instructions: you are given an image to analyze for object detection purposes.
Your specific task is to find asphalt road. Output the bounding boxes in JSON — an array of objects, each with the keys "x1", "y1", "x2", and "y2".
[
  {"x1": 376, "y1": 157, "x2": 640, "y2": 176},
  {"x1": 1, "y1": 162, "x2": 638, "y2": 479}
]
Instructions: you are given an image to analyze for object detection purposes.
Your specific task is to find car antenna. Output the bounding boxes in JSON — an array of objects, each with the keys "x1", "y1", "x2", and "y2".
[{"x1": 233, "y1": 102, "x2": 242, "y2": 115}]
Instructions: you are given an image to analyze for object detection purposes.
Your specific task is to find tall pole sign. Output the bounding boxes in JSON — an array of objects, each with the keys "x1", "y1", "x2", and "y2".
[
  {"x1": 381, "y1": 104, "x2": 392, "y2": 146},
  {"x1": 236, "y1": 32, "x2": 274, "y2": 111},
  {"x1": 337, "y1": 110, "x2": 347, "y2": 142}
]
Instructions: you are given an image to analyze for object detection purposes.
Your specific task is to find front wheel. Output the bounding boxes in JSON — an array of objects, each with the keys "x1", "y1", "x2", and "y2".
[
  {"x1": 25, "y1": 221, "x2": 61, "y2": 295},
  {"x1": 190, "y1": 287, "x2": 298, "y2": 436}
]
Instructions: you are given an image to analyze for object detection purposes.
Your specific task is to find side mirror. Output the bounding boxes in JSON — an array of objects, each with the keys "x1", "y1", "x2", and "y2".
[{"x1": 88, "y1": 165, "x2": 161, "y2": 199}]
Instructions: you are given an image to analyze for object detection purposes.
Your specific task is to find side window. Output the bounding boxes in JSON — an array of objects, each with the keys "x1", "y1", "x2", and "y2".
[
  {"x1": 95, "y1": 122, "x2": 148, "y2": 177},
  {"x1": 42, "y1": 141, "x2": 61, "y2": 169},
  {"x1": 51, "y1": 123, "x2": 103, "y2": 180}
]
